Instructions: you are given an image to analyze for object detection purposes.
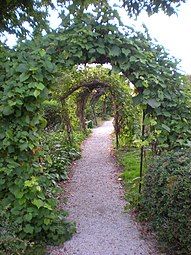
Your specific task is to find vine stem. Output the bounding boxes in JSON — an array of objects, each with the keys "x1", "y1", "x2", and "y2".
[{"x1": 139, "y1": 109, "x2": 145, "y2": 194}]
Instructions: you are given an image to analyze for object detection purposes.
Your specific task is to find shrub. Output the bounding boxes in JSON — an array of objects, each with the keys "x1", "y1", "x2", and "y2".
[
  {"x1": 43, "y1": 100, "x2": 62, "y2": 130},
  {"x1": 43, "y1": 130, "x2": 86, "y2": 182},
  {"x1": 139, "y1": 148, "x2": 191, "y2": 254}
]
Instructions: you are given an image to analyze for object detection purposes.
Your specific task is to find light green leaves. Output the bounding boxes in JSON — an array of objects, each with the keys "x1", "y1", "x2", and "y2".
[
  {"x1": 33, "y1": 90, "x2": 41, "y2": 98},
  {"x1": 39, "y1": 49, "x2": 46, "y2": 57},
  {"x1": 32, "y1": 199, "x2": 44, "y2": 209},
  {"x1": 24, "y1": 177, "x2": 39, "y2": 188},
  {"x1": 161, "y1": 124, "x2": 171, "y2": 132},
  {"x1": 36, "y1": 82, "x2": 45, "y2": 90},
  {"x1": 33, "y1": 83, "x2": 45, "y2": 98}
]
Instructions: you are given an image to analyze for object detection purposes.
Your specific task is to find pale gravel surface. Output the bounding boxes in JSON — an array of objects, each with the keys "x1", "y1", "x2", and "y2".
[{"x1": 49, "y1": 120, "x2": 160, "y2": 255}]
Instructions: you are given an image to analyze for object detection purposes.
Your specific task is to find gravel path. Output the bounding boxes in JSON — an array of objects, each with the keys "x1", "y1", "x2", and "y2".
[{"x1": 49, "y1": 120, "x2": 159, "y2": 255}]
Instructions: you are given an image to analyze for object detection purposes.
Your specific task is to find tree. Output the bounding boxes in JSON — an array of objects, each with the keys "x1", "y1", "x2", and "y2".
[
  {"x1": 0, "y1": 0, "x2": 187, "y2": 37},
  {"x1": 122, "y1": 0, "x2": 186, "y2": 16},
  {"x1": 0, "y1": 0, "x2": 57, "y2": 36}
]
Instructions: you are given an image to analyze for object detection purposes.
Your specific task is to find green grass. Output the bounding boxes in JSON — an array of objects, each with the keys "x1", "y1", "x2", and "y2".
[{"x1": 116, "y1": 148, "x2": 142, "y2": 209}]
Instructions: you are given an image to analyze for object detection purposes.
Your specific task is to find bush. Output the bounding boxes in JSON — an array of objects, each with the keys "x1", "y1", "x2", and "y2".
[
  {"x1": 43, "y1": 100, "x2": 62, "y2": 130},
  {"x1": 43, "y1": 130, "x2": 86, "y2": 182},
  {"x1": 139, "y1": 148, "x2": 191, "y2": 254},
  {"x1": 0, "y1": 129, "x2": 85, "y2": 254}
]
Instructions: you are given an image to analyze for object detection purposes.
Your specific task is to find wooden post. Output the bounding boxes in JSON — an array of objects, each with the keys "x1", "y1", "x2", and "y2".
[
  {"x1": 91, "y1": 104, "x2": 98, "y2": 126},
  {"x1": 61, "y1": 101, "x2": 73, "y2": 144},
  {"x1": 115, "y1": 103, "x2": 119, "y2": 149},
  {"x1": 139, "y1": 109, "x2": 145, "y2": 194}
]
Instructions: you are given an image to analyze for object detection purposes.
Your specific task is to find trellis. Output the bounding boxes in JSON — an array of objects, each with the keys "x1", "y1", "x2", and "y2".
[{"x1": 59, "y1": 76, "x2": 127, "y2": 148}]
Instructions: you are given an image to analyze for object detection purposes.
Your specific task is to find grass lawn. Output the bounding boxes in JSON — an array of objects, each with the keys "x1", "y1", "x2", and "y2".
[{"x1": 116, "y1": 148, "x2": 142, "y2": 209}]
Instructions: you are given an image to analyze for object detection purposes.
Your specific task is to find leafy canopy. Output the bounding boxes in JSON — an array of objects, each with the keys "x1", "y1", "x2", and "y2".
[{"x1": 0, "y1": 0, "x2": 186, "y2": 37}]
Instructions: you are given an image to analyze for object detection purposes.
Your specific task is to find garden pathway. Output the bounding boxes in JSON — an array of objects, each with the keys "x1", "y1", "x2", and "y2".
[{"x1": 50, "y1": 120, "x2": 159, "y2": 255}]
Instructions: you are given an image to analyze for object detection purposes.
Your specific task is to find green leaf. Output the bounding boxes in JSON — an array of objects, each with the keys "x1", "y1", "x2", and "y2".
[
  {"x1": 74, "y1": 50, "x2": 83, "y2": 58},
  {"x1": 36, "y1": 83, "x2": 45, "y2": 91},
  {"x1": 122, "y1": 48, "x2": 130, "y2": 56},
  {"x1": 17, "y1": 63, "x2": 28, "y2": 73},
  {"x1": 14, "y1": 190, "x2": 24, "y2": 199},
  {"x1": 45, "y1": 60, "x2": 54, "y2": 72},
  {"x1": 24, "y1": 213, "x2": 33, "y2": 222},
  {"x1": 20, "y1": 143, "x2": 28, "y2": 151},
  {"x1": 162, "y1": 110, "x2": 171, "y2": 117},
  {"x1": 162, "y1": 124, "x2": 171, "y2": 132},
  {"x1": 3, "y1": 105, "x2": 14, "y2": 115},
  {"x1": 109, "y1": 46, "x2": 121, "y2": 57},
  {"x1": 32, "y1": 199, "x2": 44, "y2": 209},
  {"x1": 97, "y1": 47, "x2": 105, "y2": 55},
  {"x1": 147, "y1": 99, "x2": 161, "y2": 108},
  {"x1": 44, "y1": 218, "x2": 51, "y2": 225},
  {"x1": 132, "y1": 94, "x2": 143, "y2": 105},
  {"x1": 158, "y1": 90, "x2": 164, "y2": 100},
  {"x1": 34, "y1": 90, "x2": 41, "y2": 98},
  {"x1": 39, "y1": 49, "x2": 46, "y2": 57},
  {"x1": 89, "y1": 48, "x2": 96, "y2": 54},
  {"x1": 16, "y1": 99, "x2": 23, "y2": 105},
  {"x1": 129, "y1": 56, "x2": 136, "y2": 63},
  {"x1": 23, "y1": 224, "x2": 34, "y2": 234},
  {"x1": 8, "y1": 100, "x2": 16, "y2": 107},
  {"x1": 20, "y1": 73, "x2": 30, "y2": 82},
  {"x1": 44, "y1": 203, "x2": 53, "y2": 211}
]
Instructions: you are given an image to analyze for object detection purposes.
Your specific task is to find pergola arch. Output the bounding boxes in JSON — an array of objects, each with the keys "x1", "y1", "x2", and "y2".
[{"x1": 58, "y1": 73, "x2": 129, "y2": 148}]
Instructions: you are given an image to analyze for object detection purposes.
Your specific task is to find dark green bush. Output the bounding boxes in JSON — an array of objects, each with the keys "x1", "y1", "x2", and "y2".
[
  {"x1": 0, "y1": 129, "x2": 85, "y2": 254},
  {"x1": 43, "y1": 100, "x2": 62, "y2": 130},
  {"x1": 139, "y1": 148, "x2": 191, "y2": 254}
]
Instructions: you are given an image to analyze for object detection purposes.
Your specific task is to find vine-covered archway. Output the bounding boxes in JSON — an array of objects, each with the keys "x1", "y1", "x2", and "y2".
[
  {"x1": 55, "y1": 66, "x2": 137, "y2": 148},
  {"x1": 0, "y1": 5, "x2": 190, "y2": 250}
]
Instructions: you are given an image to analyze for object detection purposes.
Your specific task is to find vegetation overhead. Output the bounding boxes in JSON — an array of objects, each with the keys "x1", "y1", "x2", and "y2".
[{"x1": 0, "y1": 0, "x2": 186, "y2": 37}]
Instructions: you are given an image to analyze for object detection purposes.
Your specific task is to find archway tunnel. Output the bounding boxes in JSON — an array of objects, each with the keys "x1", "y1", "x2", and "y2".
[{"x1": 43, "y1": 65, "x2": 141, "y2": 149}]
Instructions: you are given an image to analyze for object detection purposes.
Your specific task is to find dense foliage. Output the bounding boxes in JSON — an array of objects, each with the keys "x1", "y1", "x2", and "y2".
[
  {"x1": 43, "y1": 130, "x2": 85, "y2": 182},
  {"x1": 139, "y1": 149, "x2": 191, "y2": 254},
  {"x1": 0, "y1": 0, "x2": 186, "y2": 37},
  {"x1": 122, "y1": 0, "x2": 186, "y2": 16},
  {"x1": 0, "y1": 2, "x2": 191, "y2": 254},
  {"x1": 0, "y1": 43, "x2": 75, "y2": 253}
]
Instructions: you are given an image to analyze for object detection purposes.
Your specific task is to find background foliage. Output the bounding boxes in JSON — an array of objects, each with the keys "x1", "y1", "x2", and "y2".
[{"x1": 139, "y1": 149, "x2": 191, "y2": 254}]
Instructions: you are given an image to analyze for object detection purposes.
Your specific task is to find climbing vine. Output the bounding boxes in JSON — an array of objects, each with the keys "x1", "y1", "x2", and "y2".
[
  {"x1": 53, "y1": 66, "x2": 138, "y2": 146},
  {"x1": 0, "y1": 4, "x2": 191, "y2": 253}
]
